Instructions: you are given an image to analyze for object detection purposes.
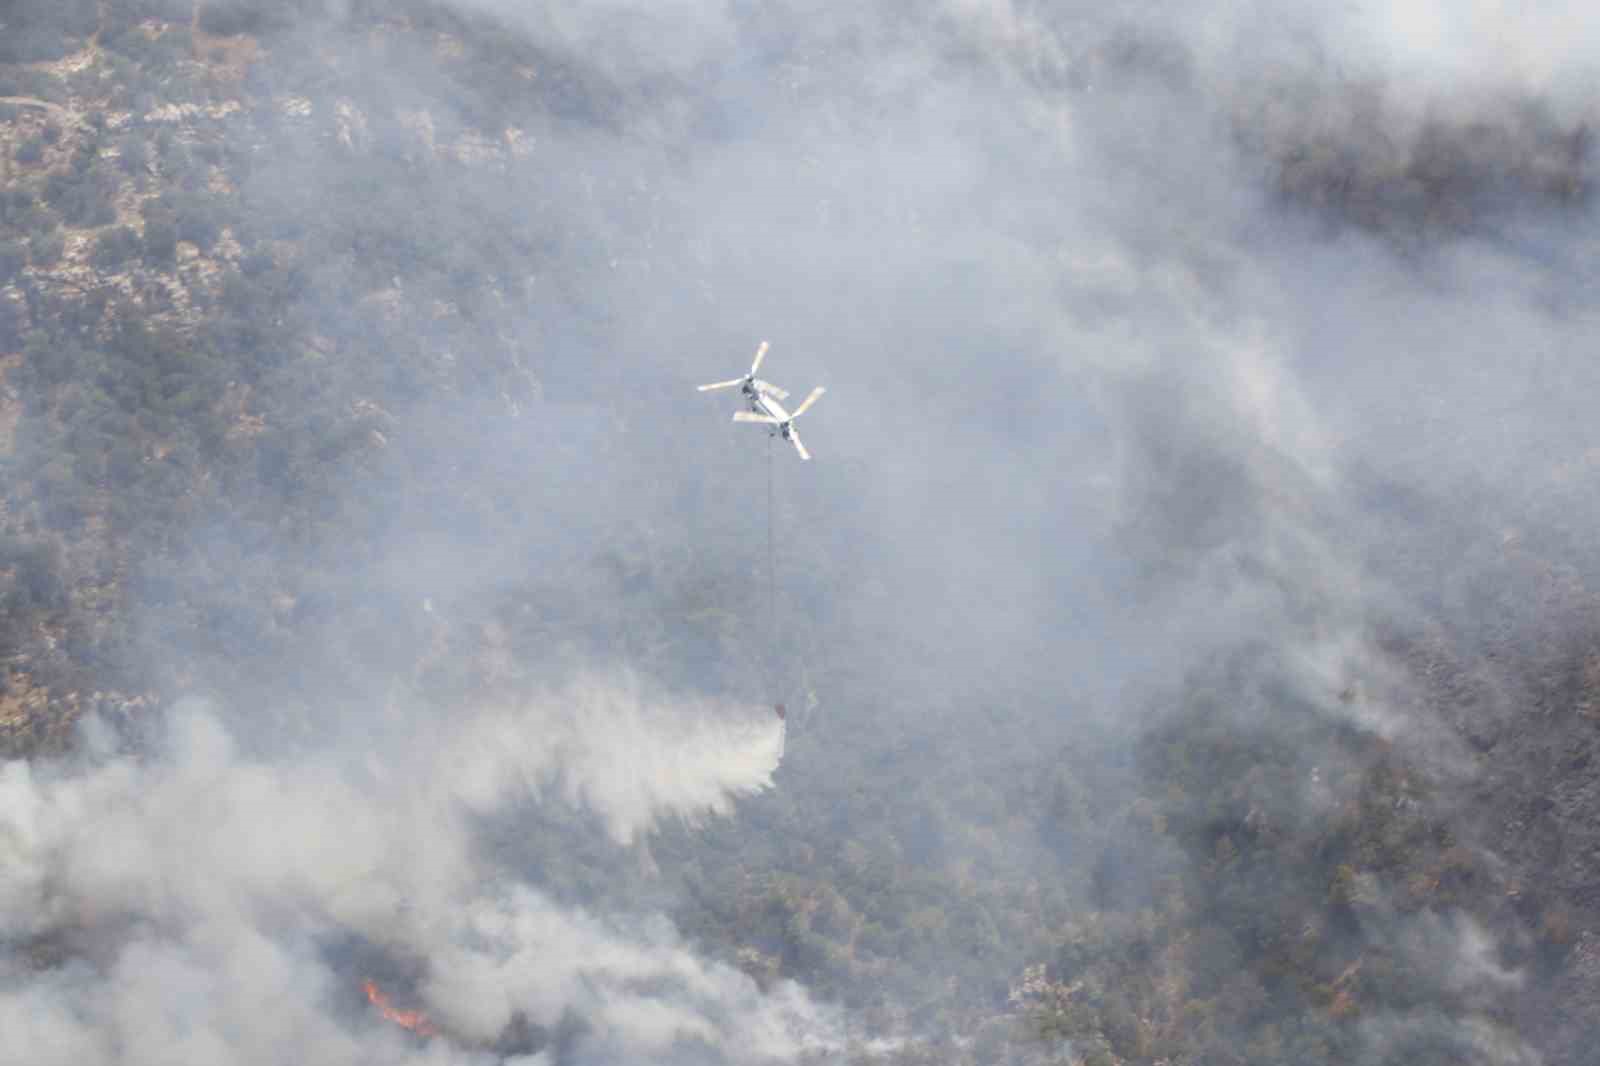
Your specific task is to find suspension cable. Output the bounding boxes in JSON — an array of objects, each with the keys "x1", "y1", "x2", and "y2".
[{"x1": 767, "y1": 429, "x2": 778, "y2": 708}]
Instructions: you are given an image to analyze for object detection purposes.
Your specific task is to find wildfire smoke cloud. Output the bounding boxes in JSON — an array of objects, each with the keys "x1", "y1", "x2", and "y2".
[{"x1": 0, "y1": 683, "x2": 820, "y2": 1065}]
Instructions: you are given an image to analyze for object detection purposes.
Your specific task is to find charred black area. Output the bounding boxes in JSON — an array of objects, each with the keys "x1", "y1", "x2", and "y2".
[{"x1": 1241, "y1": 84, "x2": 1593, "y2": 242}]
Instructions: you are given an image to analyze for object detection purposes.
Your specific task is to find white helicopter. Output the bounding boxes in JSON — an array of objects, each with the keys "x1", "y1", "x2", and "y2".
[
  {"x1": 698, "y1": 342, "x2": 826, "y2": 460},
  {"x1": 696, "y1": 341, "x2": 790, "y2": 409},
  {"x1": 733, "y1": 385, "x2": 825, "y2": 461}
]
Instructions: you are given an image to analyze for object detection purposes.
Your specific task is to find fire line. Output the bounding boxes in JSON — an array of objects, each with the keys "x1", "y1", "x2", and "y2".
[{"x1": 362, "y1": 979, "x2": 439, "y2": 1038}]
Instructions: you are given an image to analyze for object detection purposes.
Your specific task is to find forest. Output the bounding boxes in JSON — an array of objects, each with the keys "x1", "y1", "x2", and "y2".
[{"x1": 3, "y1": 2, "x2": 1600, "y2": 1064}]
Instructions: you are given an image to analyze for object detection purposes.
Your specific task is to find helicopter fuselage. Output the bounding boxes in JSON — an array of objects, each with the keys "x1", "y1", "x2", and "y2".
[{"x1": 751, "y1": 391, "x2": 792, "y2": 426}]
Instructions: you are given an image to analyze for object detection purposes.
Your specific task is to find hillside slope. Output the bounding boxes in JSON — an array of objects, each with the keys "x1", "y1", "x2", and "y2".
[{"x1": 4, "y1": 4, "x2": 1600, "y2": 1065}]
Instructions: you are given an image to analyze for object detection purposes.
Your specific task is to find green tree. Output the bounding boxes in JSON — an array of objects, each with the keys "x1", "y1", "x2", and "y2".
[
  {"x1": 93, "y1": 226, "x2": 142, "y2": 269},
  {"x1": 0, "y1": 239, "x2": 26, "y2": 283}
]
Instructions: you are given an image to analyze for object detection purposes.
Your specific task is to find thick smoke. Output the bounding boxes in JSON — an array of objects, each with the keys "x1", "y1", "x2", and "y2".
[
  {"x1": 5, "y1": 0, "x2": 1600, "y2": 1062},
  {"x1": 0, "y1": 688, "x2": 807, "y2": 1063}
]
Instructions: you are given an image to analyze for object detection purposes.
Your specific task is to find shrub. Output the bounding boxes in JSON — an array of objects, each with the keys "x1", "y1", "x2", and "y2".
[
  {"x1": 0, "y1": 240, "x2": 26, "y2": 284},
  {"x1": 116, "y1": 136, "x2": 151, "y2": 176},
  {"x1": 93, "y1": 226, "x2": 142, "y2": 269},
  {"x1": 0, "y1": 189, "x2": 31, "y2": 228},
  {"x1": 197, "y1": 3, "x2": 268, "y2": 36},
  {"x1": 29, "y1": 228, "x2": 65, "y2": 267},
  {"x1": 0, "y1": 27, "x2": 72, "y2": 65},
  {"x1": 44, "y1": 169, "x2": 118, "y2": 227},
  {"x1": 175, "y1": 200, "x2": 222, "y2": 250},
  {"x1": 0, "y1": 293, "x2": 23, "y2": 350},
  {"x1": 143, "y1": 215, "x2": 178, "y2": 263}
]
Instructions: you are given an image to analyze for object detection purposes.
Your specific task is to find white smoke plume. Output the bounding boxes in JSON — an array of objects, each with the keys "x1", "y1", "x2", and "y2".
[{"x1": 0, "y1": 681, "x2": 815, "y2": 1065}]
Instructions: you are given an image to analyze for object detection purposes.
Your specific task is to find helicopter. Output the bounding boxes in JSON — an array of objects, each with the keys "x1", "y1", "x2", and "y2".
[
  {"x1": 696, "y1": 341, "x2": 790, "y2": 409},
  {"x1": 733, "y1": 386, "x2": 825, "y2": 461}
]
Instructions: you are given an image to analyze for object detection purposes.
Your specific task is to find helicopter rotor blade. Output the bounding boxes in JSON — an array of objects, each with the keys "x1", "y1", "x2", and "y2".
[
  {"x1": 789, "y1": 386, "x2": 825, "y2": 419},
  {"x1": 698, "y1": 378, "x2": 745, "y2": 392},
  {"x1": 749, "y1": 341, "x2": 769, "y2": 377},
  {"x1": 790, "y1": 431, "x2": 811, "y2": 461},
  {"x1": 733, "y1": 411, "x2": 780, "y2": 424},
  {"x1": 753, "y1": 380, "x2": 789, "y2": 400}
]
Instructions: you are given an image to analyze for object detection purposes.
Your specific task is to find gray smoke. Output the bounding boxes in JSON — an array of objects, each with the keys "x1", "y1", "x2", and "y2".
[
  {"x1": 0, "y1": 689, "x2": 808, "y2": 1064},
  {"x1": 7, "y1": 0, "x2": 1600, "y2": 1062}
]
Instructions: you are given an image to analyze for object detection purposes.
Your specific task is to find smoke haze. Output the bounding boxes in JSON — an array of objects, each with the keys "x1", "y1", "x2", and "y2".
[
  {"x1": 0, "y1": 690, "x2": 800, "y2": 1063},
  {"x1": 4, "y1": 0, "x2": 1600, "y2": 1062}
]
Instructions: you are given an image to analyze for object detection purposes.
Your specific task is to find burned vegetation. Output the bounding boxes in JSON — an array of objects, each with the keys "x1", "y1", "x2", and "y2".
[
  {"x1": 7, "y1": 3, "x2": 1600, "y2": 1066},
  {"x1": 1241, "y1": 81, "x2": 1593, "y2": 243}
]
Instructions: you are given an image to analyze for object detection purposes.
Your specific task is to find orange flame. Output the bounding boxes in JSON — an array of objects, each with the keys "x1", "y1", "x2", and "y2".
[{"x1": 362, "y1": 979, "x2": 439, "y2": 1038}]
